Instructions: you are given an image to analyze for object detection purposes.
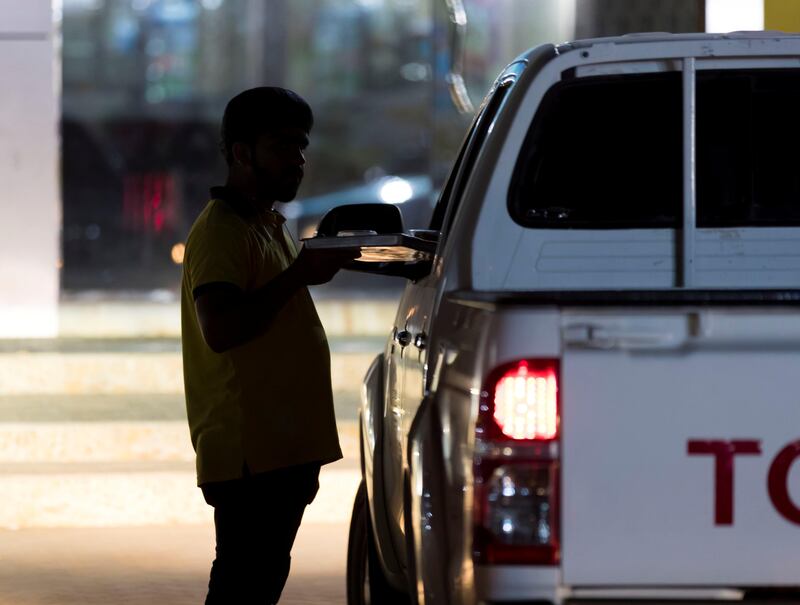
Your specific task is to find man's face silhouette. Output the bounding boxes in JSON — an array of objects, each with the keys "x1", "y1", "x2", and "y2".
[{"x1": 249, "y1": 126, "x2": 309, "y2": 203}]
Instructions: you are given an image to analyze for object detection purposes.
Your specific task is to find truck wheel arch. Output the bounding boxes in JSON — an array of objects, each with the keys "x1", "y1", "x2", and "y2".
[
  {"x1": 406, "y1": 393, "x2": 451, "y2": 604},
  {"x1": 360, "y1": 352, "x2": 409, "y2": 590}
]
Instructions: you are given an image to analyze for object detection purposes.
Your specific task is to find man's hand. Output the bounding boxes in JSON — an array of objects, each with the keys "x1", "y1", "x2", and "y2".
[
  {"x1": 194, "y1": 246, "x2": 361, "y2": 353},
  {"x1": 290, "y1": 245, "x2": 361, "y2": 286}
]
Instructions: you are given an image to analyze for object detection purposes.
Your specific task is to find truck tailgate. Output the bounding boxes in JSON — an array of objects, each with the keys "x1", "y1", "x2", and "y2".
[{"x1": 560, "y1": 309, "x2": 800, "y2": 586}]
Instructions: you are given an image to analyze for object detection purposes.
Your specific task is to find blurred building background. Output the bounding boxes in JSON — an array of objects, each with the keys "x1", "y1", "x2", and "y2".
[{"x1": 1, "y1": 0, "x2": 798, "y2": 334}]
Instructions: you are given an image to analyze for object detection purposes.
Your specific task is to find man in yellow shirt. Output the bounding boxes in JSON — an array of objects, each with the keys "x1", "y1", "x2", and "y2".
[{"x1": 181, "y1": 87, "x2": 359, "y2": 604}]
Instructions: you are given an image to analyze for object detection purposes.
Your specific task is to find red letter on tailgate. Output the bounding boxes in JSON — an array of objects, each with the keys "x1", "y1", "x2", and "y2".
[
  {"x1": 687, "y1": 440, "x2": 761, "y2": 525},
  {"x1": 768, "y1": 440, "x2": 800, "y2": 526}
]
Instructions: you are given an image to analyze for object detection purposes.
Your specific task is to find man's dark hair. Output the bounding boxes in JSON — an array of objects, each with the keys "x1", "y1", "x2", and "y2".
[{"x1": 220, "y1": 87, "x2": 313, "y2": 165}]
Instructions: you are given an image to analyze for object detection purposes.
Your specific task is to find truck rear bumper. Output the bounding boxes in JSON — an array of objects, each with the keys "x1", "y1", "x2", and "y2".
[
  {"x1": 475, "y1": 565, "x2": 560, "y2": 603},
  {"x1": 475, "y1": 570, "x2": 797, "y2": 605},
  {"x1": 566, "y1": 601, "x2": 795, "y2": 605},
  {"x1": 485, "y1": 600, "x2": 799, "y2": 605}
]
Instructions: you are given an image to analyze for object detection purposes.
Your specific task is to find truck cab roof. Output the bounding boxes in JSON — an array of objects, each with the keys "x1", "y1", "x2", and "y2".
[{"x1": 560, "y1": 30, "x2": 800, "y2": 51}]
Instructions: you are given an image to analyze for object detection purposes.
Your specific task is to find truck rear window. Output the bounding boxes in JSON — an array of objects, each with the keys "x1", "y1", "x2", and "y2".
[
  {"x1": 697, "y1": 69, "x2": 800, "y2": 227},
  {"x1": 509, "y1": 69, "x2": 800, "y2": 229}
]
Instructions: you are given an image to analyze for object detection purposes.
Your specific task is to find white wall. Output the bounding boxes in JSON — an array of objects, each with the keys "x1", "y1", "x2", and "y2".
[
  {"x1": 0, "y1": 0, "x2": 59, "y2": 337},
  {"x1": 706, "y1": 0, "x2": 764, "y2": 32}
]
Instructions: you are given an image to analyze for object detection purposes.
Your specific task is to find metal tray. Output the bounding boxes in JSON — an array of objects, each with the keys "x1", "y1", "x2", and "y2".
[{"x1": 302, "y1": 233, "x2": 436, "y2": 262}]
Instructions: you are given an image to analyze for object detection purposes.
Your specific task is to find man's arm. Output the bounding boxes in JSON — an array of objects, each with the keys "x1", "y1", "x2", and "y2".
[{"x1": 194, "y1": 246, "x2": 359, "y2": 353}]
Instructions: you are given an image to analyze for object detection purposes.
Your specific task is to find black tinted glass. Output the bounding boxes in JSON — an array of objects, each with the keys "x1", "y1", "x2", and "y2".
[
  {"x1": 430, "y1": 82, "x2": 511, "y2": 232},
  {"x1": 510, "y1": 68, "x2": 800, "y2": 230},
  {"x1": 509, "y1": 72, "x2": 682, "y2": 229},
  {"x1": 697, "y1": 69, "x2": 800, "y2": 227}
]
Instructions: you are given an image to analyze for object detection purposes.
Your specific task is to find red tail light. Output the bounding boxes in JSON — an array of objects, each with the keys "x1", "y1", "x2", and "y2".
[
  {"x1": 492, "y1": 362, "x2": 558, "y2": 441},
  {"x1": 473, "y1": 359, "x2": 560, "y2": 566}
]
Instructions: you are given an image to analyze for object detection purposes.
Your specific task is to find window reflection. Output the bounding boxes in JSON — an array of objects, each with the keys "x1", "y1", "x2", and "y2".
[{"x1": 62, "y1": 0, "x2": 434, "y2": 291}]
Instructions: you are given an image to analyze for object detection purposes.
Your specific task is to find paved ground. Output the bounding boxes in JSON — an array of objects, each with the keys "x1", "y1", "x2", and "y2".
[
  {"x1": 0, "y1": 332, "x2": 379, "y2": 604},
  {"x1": 57, "y1": 297, "x2": 397, "y2": 339},
  {"x1": 0, "y1": 521, "x2": 351, "y2": 605}
]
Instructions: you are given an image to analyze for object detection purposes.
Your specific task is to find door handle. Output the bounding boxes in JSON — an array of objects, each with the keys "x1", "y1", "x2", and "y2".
[
  {"x1": 394, "y1": 329, "x2": 412, "y2": 347},
  {"x1": 563, "y1": 324, "x2": 681, "y2": 350}
]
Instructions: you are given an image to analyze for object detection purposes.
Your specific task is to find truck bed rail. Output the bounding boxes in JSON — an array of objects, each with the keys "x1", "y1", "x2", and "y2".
[{"x1": 449, "y1": 289, "x2": 800, "y2": 309}]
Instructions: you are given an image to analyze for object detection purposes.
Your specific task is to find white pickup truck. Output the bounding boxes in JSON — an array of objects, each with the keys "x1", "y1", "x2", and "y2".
[{"x1": 321, "y1": 32, "x2": 800, "y2": 605}]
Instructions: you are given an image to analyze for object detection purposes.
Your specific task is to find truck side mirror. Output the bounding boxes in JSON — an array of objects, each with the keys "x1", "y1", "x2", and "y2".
[
  {"x1": 316, "y1": 203, "x2": 404, "y2": 237},
  {"x1": 306, "y1": 203, "x2": 437, "y2": 281}
]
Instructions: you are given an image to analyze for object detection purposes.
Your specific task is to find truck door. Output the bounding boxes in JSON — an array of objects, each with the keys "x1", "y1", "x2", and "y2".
[{"x1": 382, "y1": 69, "x2": 519, "y2": 561}]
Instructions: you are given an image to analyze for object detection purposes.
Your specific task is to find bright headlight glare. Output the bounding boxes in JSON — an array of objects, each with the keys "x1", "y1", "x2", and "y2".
[{"x1": 379, "y1": 177, "x2": 413, "y2": 204}]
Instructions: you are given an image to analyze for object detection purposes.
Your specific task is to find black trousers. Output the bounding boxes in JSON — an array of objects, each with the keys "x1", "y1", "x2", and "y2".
[{"x1": 201, "y1": 461, "x2": 321, "y2": 605}]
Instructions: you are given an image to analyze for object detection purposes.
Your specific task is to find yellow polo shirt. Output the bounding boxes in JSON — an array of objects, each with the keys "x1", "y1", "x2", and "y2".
[{"x1": 181, "y1": 188, "x2": 342, "y2": 485}]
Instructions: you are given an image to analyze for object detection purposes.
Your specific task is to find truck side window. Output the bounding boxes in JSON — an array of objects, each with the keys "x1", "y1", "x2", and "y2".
[
  {"x1": 430, "y1": 82, "x2": 512, "y2": 235},
  {"x1": 428, "y1": 125, "x2": 474, "y2": 231},
  {"x1": 508, "y1": 72, "x2": 682, "y2": 229}
]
